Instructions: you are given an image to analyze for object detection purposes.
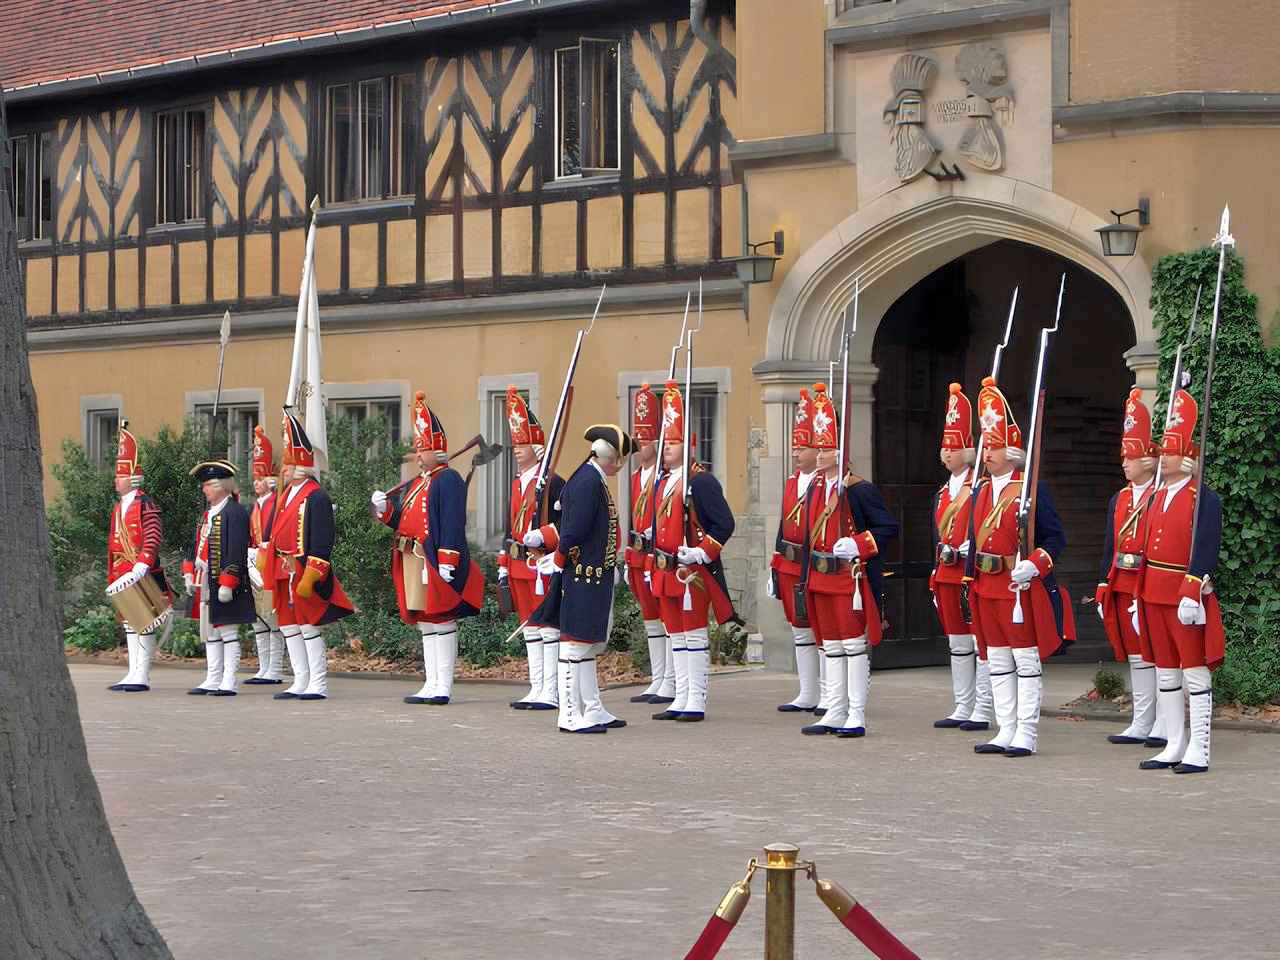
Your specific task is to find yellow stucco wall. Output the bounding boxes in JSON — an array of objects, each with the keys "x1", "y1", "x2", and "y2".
[{"x1": 734, "y1": 0, "x2": 827, "y2": 140}]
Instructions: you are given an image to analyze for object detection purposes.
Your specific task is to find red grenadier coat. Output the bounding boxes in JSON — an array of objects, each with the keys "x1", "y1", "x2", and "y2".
[
  {"x1": 624, "y1": 383, "x2": 661, "y2": 622},
  {"x1": 929, "y1": 383, "x2": 975, "y2": 637},
  {"x1": 771, "y1": 388, "x2": 817, "y2": 630}
]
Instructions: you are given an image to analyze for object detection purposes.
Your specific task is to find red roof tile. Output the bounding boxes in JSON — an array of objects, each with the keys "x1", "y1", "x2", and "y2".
[{"x1": 0, "y1": 0, "x2": 507, "y2": 90}]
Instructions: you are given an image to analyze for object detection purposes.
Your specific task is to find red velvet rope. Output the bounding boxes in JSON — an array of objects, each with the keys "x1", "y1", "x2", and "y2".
[
  {"x1": 842, "y1": 903, "x2": 921, "y2": 960},
  {"x1": 682, "y1": 915, "x2": 735, "y2": 960}
]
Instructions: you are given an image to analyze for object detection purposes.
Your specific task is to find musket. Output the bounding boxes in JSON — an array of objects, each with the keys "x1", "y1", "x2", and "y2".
[
  {"x1": 535, "y1": 284, "x2": 605, "y2": 519},
  {"x1": 1010, "y1": 274, "x2": 1066, "y2": 623},
  {"x1": 668, "y1": 292, "x2": 692, "y2": 380},
  {"x1": 835, "y1": 279, "x2": 859, "y2": 492},
  {"x1": 1117, "y1": 285, "x2": 1202, "y2": 539},
  {"x1": 1189, "y1": 207, "x2": 1233, "y2": 564},
  {"x1": 682, "y1": 279, "x2": 704, "y2": 514},
  {"x1": 208, "y1": 310, "x2": 232, "y2": 458}
]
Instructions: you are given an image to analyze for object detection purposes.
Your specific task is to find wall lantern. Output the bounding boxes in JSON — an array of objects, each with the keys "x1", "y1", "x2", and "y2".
[
  {"x1": 727, "y1": 230, "x2": 785, "y2": 284},
  {"x1": 1096, "y1": 198, "x2": 1149, "y2": 257}
]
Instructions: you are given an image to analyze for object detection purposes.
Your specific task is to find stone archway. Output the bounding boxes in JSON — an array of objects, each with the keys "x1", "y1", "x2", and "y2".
[{"x1": 749, "y1": 175, "x2": 1156, "y2": 669}]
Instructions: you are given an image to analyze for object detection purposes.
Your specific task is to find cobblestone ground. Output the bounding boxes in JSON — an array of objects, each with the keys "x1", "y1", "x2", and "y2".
[{"x1": 73, "y1": 662, "x2": 1279, "y2": 959}]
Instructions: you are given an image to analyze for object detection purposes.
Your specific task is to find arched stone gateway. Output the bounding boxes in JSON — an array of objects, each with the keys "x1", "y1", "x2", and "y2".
[{"x1": 750, "y1": 175, "x2": 1158, "y2": 669}]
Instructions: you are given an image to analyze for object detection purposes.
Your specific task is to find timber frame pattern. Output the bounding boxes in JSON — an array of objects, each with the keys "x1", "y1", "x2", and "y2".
[{"x1": 14, "y1": 5, "x2": 739, "y2": 327}]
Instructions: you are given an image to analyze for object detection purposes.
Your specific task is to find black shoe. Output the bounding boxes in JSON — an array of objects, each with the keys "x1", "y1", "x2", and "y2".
[
  {"x1": 108, "y1": 682, "x2": 127, "y2": 691},
  {"x1": 404, "y1": 696, "x2": 432, "y2": 704},
  {"x1": 778, "y1": 703, "x2": 816, "y2": 713},
  {"x1": 974, "y1": 743, "x2": 1007, "y2": 754},
  {"x1": 933, "y1": 717, "x2": 965, "y2": 728},
  {"x1": 649, "y1": 695, "x2": 675, "y2": 704},
  {"x1": 188, "y1": 688, "x2": 211, "y2": 695},
  {"x1": 121, "y1": 684, "x2": 150, "y2": 692},
  {"x1": 273, "y1": 691, "x2": 299, "y2": 700},
  {"x1": 510, "y1": 700, "x2": 532, "y2": 709},
  {"x1": 210, "y1": 690, "x2": 238, "y2": 697},
  {"x1": 574, "y1": 724, "x2": 608, "y2": 734},
  {"x1": 630, "y1": 693, "x2": 656, "y2": 703},
  {"x1": 958, "y1": 720, "x2": 991, "y2": 731},
  {"x1": 812, "y1": 707, "x2": 827, "y2": 718},
  {"x1": 527, "y1": 702, "x2": 556, "y2": 711},
  {"x1": 298, "y1": 693, "x2": 327, "y2": 701},
  {"x1": 604, "y1": 718, "x2": 628, "y2": 728},
  {"x1": 801, "y1": 723, "x2": 831, "y2": 735},
  {"x1": 675, "y1": 712, "x2": 704, "y2": 723},
  {"x1": 1108, "y1": 734, "x2": 1148, "y2": 744},
  {"x1": 1004, "y1": 747, "x2": 1034, "y2": 757},
  {"x1": 1143, "y1": 737, "x2": 1168, "y2": 748},
  {"x1": 652, "y1": 709, "x2": 682, "y2": 720},
  {"x1": 1139, "y1": 759, "x2": 1176, "y2": 770},
  {"x1": 427, "y1": 696, "x2": 450, "y2": 705},
  {"x1": 1173, "y1": 762, "x2": 1208, "y2": 774},
  {"x1": 243, "y1": 677, "x2": 272, "y2": 685},
  {"x1": 835, "y1": 726, "x2": 866, "y2": 738}
]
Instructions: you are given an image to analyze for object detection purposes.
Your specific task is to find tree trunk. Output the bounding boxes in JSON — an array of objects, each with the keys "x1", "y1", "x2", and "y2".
[{"x1": 0, "y1": 88, "x2": 172, "y2": 958}]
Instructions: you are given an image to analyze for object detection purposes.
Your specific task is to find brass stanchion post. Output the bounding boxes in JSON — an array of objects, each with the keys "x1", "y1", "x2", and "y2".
[{"x1": 762, "y1": 843, "x2": 798, "y2": 960}]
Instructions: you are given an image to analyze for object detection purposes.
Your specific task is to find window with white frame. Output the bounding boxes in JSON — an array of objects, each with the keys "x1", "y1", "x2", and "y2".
[
  {"x1": 86, "y1": 408, "x2": 120, "y2": 470},
  {"x1": 326, "y1": 74, "x2": 416, "y2": 203},
  {"x1": 329, "y1": 396, "x2": 403, "y2": 446},
  {"x1": 553, "y1": 38, "x2": 620, "y2": 180},
  {"x1": 483, "y1": 387, "x2": 525, "y2": 544},
  {"x1": 154, "y1": 107, "x2": 207, "y2": 224},
  {"x1": 194, "y1": 402, "x2": 259, "y2": 473},
  {"x1": 7, "y1": 132, "x2": 53, "y2": 241}
]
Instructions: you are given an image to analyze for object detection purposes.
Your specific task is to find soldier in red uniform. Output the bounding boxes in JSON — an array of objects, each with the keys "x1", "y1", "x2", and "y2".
[
  {"x1": 371, "y1": 392, "x2": 484, "y2": 705},
  {"x1": 798, "y1": 384, "x2": 898, "y2": 738},
  {"x1": 623, "y1": 383, "x2": 672, "y2": 705},
  {"x1": 106, "y1": 422, "x2": 169, "y2": 693},
  {"x1": 265, "y1": 410, "x2": 354, "y2": 701},
  {"x1": 770, "y1": 388, "x2": 821, "y2": 713},
  {"x1": 496, "y1": 387, "x2": 564, "y2": 710},
  {"x1": 967, "y1": 377, "x2": 1073, "y2": 757},
  {"x1": 930, "y1": 383, "x2": 992, "y2": 731},
  {"x1": 1137, "y1": 389, "x2": 1225, "y2": 774},
  {"x1": 244, "y1": 425, "x2": 285, "y2": 685},
  {"x1": 648, "y1": 381, "x2": 737, "y2": 723},
  {"x1": 1094, "y1": 389, "x2": 1161, "y2": 745}
]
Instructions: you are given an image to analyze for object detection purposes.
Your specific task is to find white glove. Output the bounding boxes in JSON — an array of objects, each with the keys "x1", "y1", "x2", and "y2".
[
  {"x1": 677, "y1": 545, "x2": 711, "y2": 565},
  {"x1": 218, "y1": 585, "x2": 233, "y2": 603},
  {"x1": 522, "y1": 529, "x2": 544, "y2": 548},
  {"x1": 643, "y1": 570, "x2": 652, "y2": 585},
  {"x1": 832, "y1": 537, "x2": 860, "y2": 561},
  {"x1": 131, "y1": 561, "x2": 149, "y2": 578},
  {"x1": 1177, "y1": 596, "x2": 1205, "y2": 626},
  {"x1": 438, "y1": 564, "x2": 455, "y2": 583},
  {"x1": 958, "y1": 539, "x2": 971, "y2": 557},
  {"x1": 371, "y1": 489, "x2": 388, "y2": 513},
  {"x1": 536, "y1": 552, "x2": 561, "y2": 576},
  {"x1": 1096, "y1": 603, "x2": 1105, "y2": 621},
  {"x1": 183, "y1": 572, "x2": 195, "y2": 594},
  {"x1": 1010, "y1": 559, "x2": 1039, "y2": 584},
  {"x1": 247, "y1": 547, "x2": 258, "y2": 566},
  {"x1": 497, "y1": 565, "x2": 509, "y2": 582},
  {"x1": 248, "y1": 565, "x2": 265, "y2": 590},
  {"x1": 766, "y1": 576, "x2": 776, "y2": 599}
]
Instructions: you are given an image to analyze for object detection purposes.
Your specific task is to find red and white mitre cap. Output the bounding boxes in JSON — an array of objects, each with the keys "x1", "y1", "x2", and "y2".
[
  {"x1": 412, "y1": 391, "x2": 448, "y2": 454},
  {"x1": 1120, "y1": 388, "x2": 1157, "y2": 460},
  {"x1": 280, "y1": 409, "x2": 315, "y2": 468},
  {"x1": 632, "y1": 382, "x2": 660, "y2": 442},
  {"x1": 252, "y1": 425, "x2": 276, "y2": 479},
  {"x1": 977, "y1": 376, "x2": 1022, "y2": 451},
  {"x1": 505, "y1": 386, "x2": 545, "y2": 447},
  {"x1": 941, "y1": 383, "x2": 974, "y2": 451},
  {"x1": 792, "y1": 388, "x2": 814, "y2": 449},
  {"x1": 1159, "y1": 388, "x2": 1199, "y2": 457},
  {"x1": 810, "y1": 383, "x2": 839, "y2": 451},
  {"x1": 115, "y1": 420, "x2": 141, "y2": 478}
]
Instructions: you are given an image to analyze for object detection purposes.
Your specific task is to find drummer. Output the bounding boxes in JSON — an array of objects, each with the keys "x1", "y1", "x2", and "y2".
[{"x1": 106, "y1": 422, "x2": 171, "y2": 693}]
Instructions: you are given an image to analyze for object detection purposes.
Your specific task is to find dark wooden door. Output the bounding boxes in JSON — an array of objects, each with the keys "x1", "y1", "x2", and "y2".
[{"x1": 871, "y1": 262, "x2": 971, "y2": 668}]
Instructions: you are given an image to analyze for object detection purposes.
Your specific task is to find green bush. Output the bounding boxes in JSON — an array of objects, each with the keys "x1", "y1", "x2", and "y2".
[
  {"x1": 63, "y1": 606, "x2": 121, "y2": 652},
  {"x1": 161, "y1": 615, "x2": 204, "y2": 658},
  {"x1": 342, "y1": 609, "x2": 421, "y2": 662},
  {"x1": 1093, "y1": 667, "x2": 1125, "y2": 701},
  {"x1": 458, "y1": 594, "x2": 522, "y2": 667},
  {"x1": 1151, "y1": 247, "x2": 1280, "y2": 701},
  {"x1": 1212, "y1": 614, "x2": 1280, "y2": 706},
  {"x1": 711, "y1": 621, "x2": 747, "y2": 665}
]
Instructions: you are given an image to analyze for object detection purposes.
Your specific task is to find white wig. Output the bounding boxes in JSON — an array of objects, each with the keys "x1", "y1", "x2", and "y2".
[{"x1": 591, "y1": 438, "x2": 620, "y2": 464}]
